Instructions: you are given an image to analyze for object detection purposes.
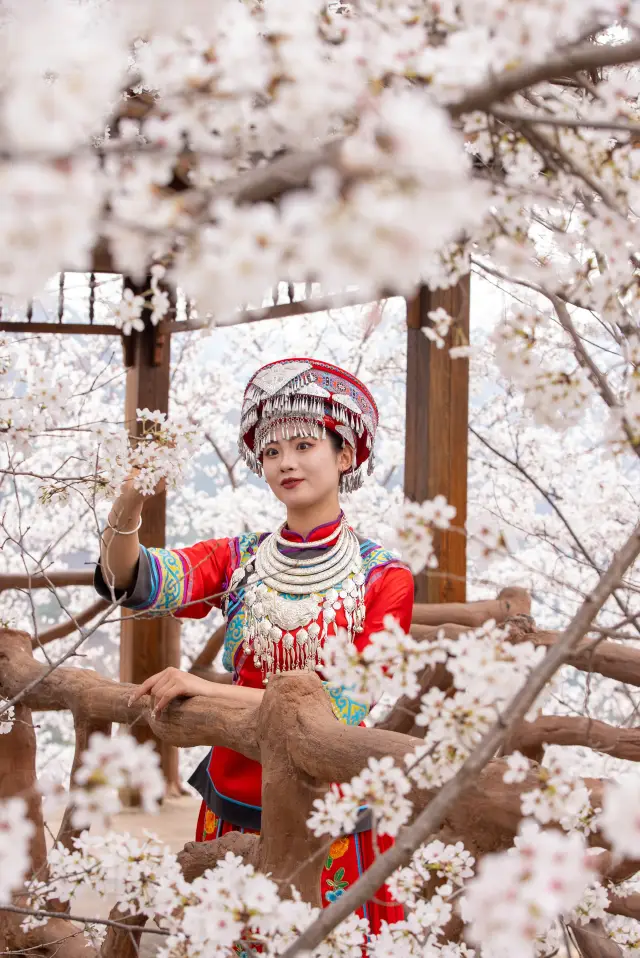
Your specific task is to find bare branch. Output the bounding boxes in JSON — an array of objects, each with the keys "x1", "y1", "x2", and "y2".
[
  {"x1": 491, "y1": 106, "x2": 640, "y2": 134},
  {"x1": 0, "y1": 904, "x2": 169, "y2": 937},
  {"x1": 32, "y1": 600, "x2": 109, "y2": 649}
]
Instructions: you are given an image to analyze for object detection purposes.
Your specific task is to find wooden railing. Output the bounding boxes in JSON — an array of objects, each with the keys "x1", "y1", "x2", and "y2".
[{"x1": 3, "y1": 586, "x2": 640, "y2": 954}]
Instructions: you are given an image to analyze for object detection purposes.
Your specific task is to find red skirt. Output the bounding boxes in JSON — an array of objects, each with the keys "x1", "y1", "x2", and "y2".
[{"x1": 196, "y1": 801, "x2": 403, "y2": 934}]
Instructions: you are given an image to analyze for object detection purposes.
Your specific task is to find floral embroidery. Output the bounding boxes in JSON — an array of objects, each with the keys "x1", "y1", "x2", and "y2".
[
  {"x1": 326, "y1": 836, "x2": 350, "y2": 869},
  {"x1": 325, "y1": 865, "x2": 349, "y2": 902},
  {"x1": 203, "y1": 809, "x2": 218, "y2": 839}
]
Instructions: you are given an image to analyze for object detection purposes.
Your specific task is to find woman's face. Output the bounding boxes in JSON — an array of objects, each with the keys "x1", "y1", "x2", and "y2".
[{"x1": 261, "y1": 428, "x2": 354, "y2": 510}]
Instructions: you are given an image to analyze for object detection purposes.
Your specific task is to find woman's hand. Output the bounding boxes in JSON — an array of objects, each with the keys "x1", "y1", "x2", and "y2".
[
  {"x1": 119, "y1": 466, "x2": 166, "y2": 503},
  {"x1": 128, "y1": 667, "x2": 216, "y2": 714}
]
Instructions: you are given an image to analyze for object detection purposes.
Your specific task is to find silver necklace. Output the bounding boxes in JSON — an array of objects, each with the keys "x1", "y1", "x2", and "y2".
[
  {"x1": 242, "y1": 522, "x2": 366, "y2": 682},
  {"x1": 256, "y1": 528, "x2": 358, "y2": 593}
]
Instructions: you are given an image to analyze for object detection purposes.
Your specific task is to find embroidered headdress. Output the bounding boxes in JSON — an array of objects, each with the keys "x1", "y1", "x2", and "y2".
[{"x1": 238, "y1": 358, "x2": 378, "y2": 493}]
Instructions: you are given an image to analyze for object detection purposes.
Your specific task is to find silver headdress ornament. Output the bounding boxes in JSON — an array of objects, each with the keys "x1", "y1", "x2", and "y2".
[{"x1": 238, "y1": 358, "x2": 379, "y2": 494}]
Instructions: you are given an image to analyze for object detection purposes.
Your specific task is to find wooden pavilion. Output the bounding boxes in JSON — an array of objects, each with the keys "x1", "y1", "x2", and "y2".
[{"x1": 0, "y1": 267, "x2": 470, "y2": 793}]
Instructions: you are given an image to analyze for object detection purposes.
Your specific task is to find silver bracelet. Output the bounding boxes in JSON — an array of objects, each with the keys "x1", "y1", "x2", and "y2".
[{"x1": 106, "y1": 514, "x2": 143, "y2": 535}]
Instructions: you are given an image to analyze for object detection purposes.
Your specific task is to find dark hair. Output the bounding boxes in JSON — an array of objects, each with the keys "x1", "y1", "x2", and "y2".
[{"x1": 327, "y1": 429, "x2": 344, "y2": 453}]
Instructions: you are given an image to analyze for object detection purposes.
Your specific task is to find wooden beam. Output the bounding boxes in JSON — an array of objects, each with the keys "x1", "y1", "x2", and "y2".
[
  {"x1": 404, "y1": 279, "x2": 471, "y2": 604},
  {"x1": 119, "y1": 281, "x2": 182, "y2": 801}
]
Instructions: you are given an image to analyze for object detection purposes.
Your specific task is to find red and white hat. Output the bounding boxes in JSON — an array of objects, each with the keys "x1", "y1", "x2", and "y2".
[{"x1": 238, "y1": 358, "x2": 378, "y2": 493}]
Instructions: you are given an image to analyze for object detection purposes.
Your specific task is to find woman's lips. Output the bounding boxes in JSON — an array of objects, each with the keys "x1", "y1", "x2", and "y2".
[{"x1": 281, "y1": 478, "x2": 304, "y2": 489}]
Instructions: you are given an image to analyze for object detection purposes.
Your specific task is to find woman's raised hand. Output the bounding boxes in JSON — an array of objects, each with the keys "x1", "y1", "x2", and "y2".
[
  {"x1": 128, "y1": 666, "x2": 215, "y2": 714},
  {"x1": 119, "y1": 466, "x2": 166, "y2": 502}
]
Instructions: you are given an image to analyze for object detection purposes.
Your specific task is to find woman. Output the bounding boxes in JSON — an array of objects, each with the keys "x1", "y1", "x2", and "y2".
[{"x1": 95, "y1": 357, "x2": 413, "y2": 933}]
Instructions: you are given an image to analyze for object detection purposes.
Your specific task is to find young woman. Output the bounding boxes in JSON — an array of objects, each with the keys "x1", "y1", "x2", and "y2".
[{"x1": 95, "y1": 357, "x2": 414, "y2": 933}]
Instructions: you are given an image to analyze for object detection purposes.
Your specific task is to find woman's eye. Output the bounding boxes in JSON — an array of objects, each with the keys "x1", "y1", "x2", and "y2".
[
  {"x1": 297, "y1": 441, "x2": 312, "y2": 450},
  {"x1": 264, "y1": 448, "x2": 278, "y2": 457}
]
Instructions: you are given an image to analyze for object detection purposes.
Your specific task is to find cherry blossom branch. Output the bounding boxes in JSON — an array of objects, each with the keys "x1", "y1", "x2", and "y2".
[
  {"x1": 446, "y1": 37, "x2": 640, "y2": 118},
  {"x1": 0, "y1": 904, "x2": 170, "y2": 937},
  {"x1": 104, "y1": 37, "x2": 640, "y2": 246},
  {"x1": 279, "y1": 519, "x2": 640, "y2": 958},
  {"x1": 469, "y1": 425, "x2": 640, "y2": 634},
  {"x1": 470, "y1": 258, "x2": 640, "y2": 462},
  {"x1": 491, "y1": 106, "x2": 640, "y2": 134},
  {"x1": 520, "y1": 123, "x2": 622, "y2": 211},
  {"x1": 551, "y1": 296, "x2": 631, "y2": 419},
  {"x1": 218, "y1": 37, "x2": 640, "y2": 206}
]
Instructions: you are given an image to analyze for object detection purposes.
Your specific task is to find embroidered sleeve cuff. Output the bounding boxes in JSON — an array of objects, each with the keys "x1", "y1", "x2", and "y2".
[
  {"x1": 94, "y1": 545, "x2": 193, "y2": 614},
  {"x1": 94, "y1": 547, "x2": 152, "y2": 609},
  {"x1": 322, "y1": 682, "x2": 370, "y2": 726}
]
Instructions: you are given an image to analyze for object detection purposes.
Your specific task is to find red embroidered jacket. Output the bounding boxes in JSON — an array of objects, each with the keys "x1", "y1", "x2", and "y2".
[{"x1": 94, "y1": 515, "x2": 414, "y2": 818}]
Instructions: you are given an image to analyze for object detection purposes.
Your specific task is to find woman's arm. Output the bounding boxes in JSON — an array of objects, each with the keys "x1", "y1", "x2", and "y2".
[
  {"x1": 127, "y1": 667, "x2": 263, "y2": 714},
  {"x1": 99, "y1": 475, "x2": 146, "y2": 592}
]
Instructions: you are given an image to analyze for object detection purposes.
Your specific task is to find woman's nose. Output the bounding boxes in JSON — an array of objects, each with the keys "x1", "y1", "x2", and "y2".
[{"x1": 279, "y1": 447, "x2": 296, "y2": 470}]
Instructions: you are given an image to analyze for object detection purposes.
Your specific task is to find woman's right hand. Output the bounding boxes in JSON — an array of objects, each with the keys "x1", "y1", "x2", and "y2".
[{"x1": 128, "y1": 667, "x2": 217, "y2": 714}]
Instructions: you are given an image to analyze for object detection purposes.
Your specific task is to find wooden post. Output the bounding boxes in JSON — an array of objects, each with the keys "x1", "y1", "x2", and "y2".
[
  {"x1": 404, "y1": 279, "x2": 471, "y2": 604},
  {"x1": 120, "y1": 282, "x2": 182, "y2": 800}
]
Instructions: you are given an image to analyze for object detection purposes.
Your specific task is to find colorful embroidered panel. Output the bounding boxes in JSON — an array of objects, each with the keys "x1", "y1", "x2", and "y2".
[
  {"x1": 323, "y1": 682, "x2": 369, "y2": 725},
  {"x1": 222, "y1": 533, "x2": 266, "y2": 672},
  {"x1": 359, "y1": 538, "x2": 402, "y2": 584},
  {"x1": 131, "y1": 545, "x2": 192, "y2": 613}
]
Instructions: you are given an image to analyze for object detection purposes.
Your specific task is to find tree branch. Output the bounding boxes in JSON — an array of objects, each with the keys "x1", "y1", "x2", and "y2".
[
  {"x1": 31, "y1": 600, "x2": 109, "y2": 649},
  {"x1": 491, "y1": 106, "x2": 640, "y2": 134},
  {"x1": 506, "y1": 714, "x2": 640, "y2": 763},
  {"x1": 470, "y1": 425, "x2": 640, "y2": 635},
  {"x1": 447, "y1": 38, "x2": 640, "y2": 118},
  {"x1": 411, "y1": 586, "x2": 531, "y2": 627},
  {"x1": 279, "y1": 519, "x2": 640, "y2": 958},
  {"x1": 0, "y1": 904, "x2": 169, "y2": 937}
]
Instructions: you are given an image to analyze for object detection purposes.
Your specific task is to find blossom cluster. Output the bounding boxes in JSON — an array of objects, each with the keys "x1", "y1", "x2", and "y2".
[
  {"x1": 423, "y1": 308, "x2": 454, "y2": 350},
  {"x1": 25, "y1": 840, "x2": 369, "y2": 958},
  {"x1": 92, "y1": 407, "x2": 201, "y2": 500},
  {"x1": 321, "y1": 615, "x2": 448, "y2": 702},
  {"x1": 368, "y1": 840, "x2": 475, "y2": 958},
  {"x1": 461, "y1": 823, "x2": 598, "y2": 958},
  {"x1": 112, "y1": 264, "x2": 172, "y2": 335},
  {"x1": 39, "y1": 731, "x2": 165, "y2": 832},
  {"x1": 387, "y1": 839, "x2": 475, "y2": 908},
  {"x1": 392, "y1": 496, "x2": 457, "y2": 576},
  {"x1": 0, "y1": 366, "x2": 72, "y2": 459},
  {"x1": 409, "y1": 621, "x2": 546, "y2": 790},
  {"x1": 308, "y1": 755, "x2": 412, "y2": 838},
  {"x1": 506, "y1": 752, "x2": 596, "y2": 834},
  {"x1": 491, "y1": 307, "x2": 594, "y2": 431}
]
